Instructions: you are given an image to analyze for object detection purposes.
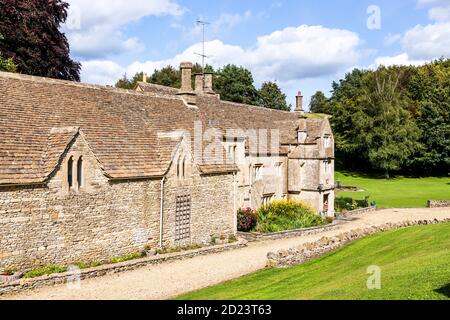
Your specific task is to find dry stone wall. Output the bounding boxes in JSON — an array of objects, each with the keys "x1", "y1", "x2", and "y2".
[{"x1": 266, "y1": 218, "x2": 450, "y2": 268}]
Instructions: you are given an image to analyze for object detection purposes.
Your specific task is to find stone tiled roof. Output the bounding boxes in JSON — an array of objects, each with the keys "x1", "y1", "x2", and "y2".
[
  {"x1": 0, "y1": 72, "x2": 236, "y2": 185},
  {"x1": 0, "y1": 72, "x2": 330, "y2": 186}
]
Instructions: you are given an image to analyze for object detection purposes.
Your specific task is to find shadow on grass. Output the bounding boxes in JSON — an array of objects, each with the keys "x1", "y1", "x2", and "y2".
[{"x1": 435, "y1": 283, "x2": 450, "y2": 298}]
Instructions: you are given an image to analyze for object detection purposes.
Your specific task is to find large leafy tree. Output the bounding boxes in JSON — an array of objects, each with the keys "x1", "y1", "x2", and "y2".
[
  {"x1": 214, "y1": 64, "x2": 259, "y2": 105},
  {"x1": 309, "y1": 91, "x2": 330, "y2": 114},
  {"x1": 0, "y1": 0, "x2": 80, "y2": 81},
  {"x1": 361, "y1": 68, "x2": 420, "y2": 177},
  {"x1": 258, "y1": 81, "x2": 290, "y2": 111},
  {"x1": 407, "y1": 59, "x2": 450, "y2": 175}
]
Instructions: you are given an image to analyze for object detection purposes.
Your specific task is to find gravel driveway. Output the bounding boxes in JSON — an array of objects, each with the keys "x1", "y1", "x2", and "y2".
[{"x1": 3, "y1": 207, "x2": 450, "y2": 300}]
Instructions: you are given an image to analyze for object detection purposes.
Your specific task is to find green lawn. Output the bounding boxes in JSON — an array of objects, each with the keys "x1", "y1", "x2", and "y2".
[
  {"x1": 336, "y1": 171, "x2": 450, "y2": 208},
  {"x1": 178, "y1": 223, "x2": 450, "y2": 300}
]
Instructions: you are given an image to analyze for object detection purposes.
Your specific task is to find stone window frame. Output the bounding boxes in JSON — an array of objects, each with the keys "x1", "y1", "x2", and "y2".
[
  {"x1": 65, "y1": 154, "x2": 85, "y2": 193},
  {"x1": 275, "y1": 162, "x2": 283, "y2": 177},
  {"x1": 227, "y1": 145, "x2": 237, "y2": 164},
  {"x1": 254, "y1": 164, "x2": 263, "y2": 181},
  {"x1": 262, "y1": 193, "x2": 274, "y2": 206}
]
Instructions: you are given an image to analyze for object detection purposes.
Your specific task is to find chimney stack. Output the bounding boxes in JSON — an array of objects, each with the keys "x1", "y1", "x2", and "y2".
[
  {"x1": 142, "y1": 73, "x2": 147, "y2": 82},
  {"x1": 180, "y1": 62, "x2": 193, "y2": 92},
  {"x1": 194, "y1": 72, "x2": 215, "y2": 95},
  {"x1": 177, "y1": 62, "x2": 196, "y2": 106},
  {"x1": 195, "y1": 74, "x2": 203, "y2": 94},
  {"x1": 203, "y1": 73, "x2": 214, "y2": 94},
  {"x1": 295, "y1": 91, "x2": 305, "y2": 117}
]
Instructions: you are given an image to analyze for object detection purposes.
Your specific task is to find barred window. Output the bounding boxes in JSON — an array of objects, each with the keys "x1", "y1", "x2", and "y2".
[{"x1": 175, "y1": 195, "x2": 191, "y2": 242}]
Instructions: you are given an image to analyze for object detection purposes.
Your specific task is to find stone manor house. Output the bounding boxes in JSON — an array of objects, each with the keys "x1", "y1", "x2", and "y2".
[{"x1": 0, "y1": 62, "x2": 334, "y2": 269}]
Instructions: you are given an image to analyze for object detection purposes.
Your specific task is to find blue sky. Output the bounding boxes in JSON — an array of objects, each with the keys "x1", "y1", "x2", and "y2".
[{"x1": 63, "y1": 0, "x2": 450, "y2": 108}]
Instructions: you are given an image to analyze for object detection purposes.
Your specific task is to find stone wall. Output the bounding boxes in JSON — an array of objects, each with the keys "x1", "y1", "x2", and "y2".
[
  {"x1": 427, "y1": 200, "x2": 450, "y2": 208},
  {"x1": 266, "y1": 218, "x2": 450, "y2": 268},
  {"x1": 0, "y1": 135, "x2": 162, "y2": 270},
  {"x1": 162, "y1": 140, "x2": 235, "y2": 246},
  {"x1": 0, "y1": 135, "x2": 236, "y2": 270}
]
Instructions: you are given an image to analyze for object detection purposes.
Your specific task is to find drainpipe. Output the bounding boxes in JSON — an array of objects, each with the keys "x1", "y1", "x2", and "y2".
[
  {"x1": 159, "y1": 176, "x2": 165, "y2": 248},
  {"x1": 233, "y1": 172, "x2": 237, "y2": 235}
]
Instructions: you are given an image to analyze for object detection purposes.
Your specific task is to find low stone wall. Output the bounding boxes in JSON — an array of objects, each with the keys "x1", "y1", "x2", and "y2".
[
  {"x1": 0, "y1": 239, "x2": 247, "y2": 296},
  {"x1": 237, "y1": 221, "x2": 341, "y2": 242},
  {"x1": 338, "y1": 206, "x2": 378, "y2": 217},
  {"x1": 266, "y1": 218, "x2": 450, "y2": 268},
  {"x1": 427, "y1": 200, "x2": 450, "y2": 208}
]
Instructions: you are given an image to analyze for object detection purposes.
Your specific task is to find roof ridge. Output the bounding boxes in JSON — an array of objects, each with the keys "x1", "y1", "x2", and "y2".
[
  {"x1": 219, "y1": 100, "x2": 294, "y2": 114},
  {"x1": 0, "y1": 71, "x2": 183, "y2": 100}
]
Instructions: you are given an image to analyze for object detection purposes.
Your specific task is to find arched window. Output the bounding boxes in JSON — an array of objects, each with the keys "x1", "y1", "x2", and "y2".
[
  {"x1": 182, "y1": 157, "x2": 186, "y2": 178},
  {"x1": 77, "y1": 157, "x2": 83, "y2": 188},
  {"x1": 177, "y1": 155, "x2": 181, "y2": 178},
  {"x1": 67, "y1": 157, "x2": 73, "y2": 188}
]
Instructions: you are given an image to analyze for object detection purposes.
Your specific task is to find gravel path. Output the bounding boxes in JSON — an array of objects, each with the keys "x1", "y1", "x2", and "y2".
[{"x1": 3, "y1": 207, "x2": 450, "y2": 300}]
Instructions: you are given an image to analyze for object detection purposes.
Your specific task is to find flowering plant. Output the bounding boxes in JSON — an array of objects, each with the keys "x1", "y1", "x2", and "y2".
[{"x1": 237, "y1": 208, "x2": 257, "y2": 232}]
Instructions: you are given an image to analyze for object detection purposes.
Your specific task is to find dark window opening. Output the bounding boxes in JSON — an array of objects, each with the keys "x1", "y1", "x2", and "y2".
[
  {"x1": 68, "y1": 157, "x2": 73, "y2": 188},
  {"x1": 77, "y1": 157, "x2": 83, "y2": 188}
]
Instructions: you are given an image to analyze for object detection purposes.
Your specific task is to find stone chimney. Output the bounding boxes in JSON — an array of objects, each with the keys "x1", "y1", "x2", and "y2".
[
  {"x1": 180, "y1": 62, "x2": 193, "y2": 92},
  {"x1": 142, "y1": 73, "x2": 147, "y2": 82},
  {"x1": 194, "y1": 74, "x2": 203, "y2": 94},
  {"x1": 295, "y1": 91, "x2": 306, "y2": 117},
  {"x1": 203, "y1": 73, "x2": 214, "y2": 94},
  {"x1": 295, "y1": 91, "x2": 303, "y2": 112},
  {"x1": 194, "y1": 72, "x2": 215, "y2": 95},
  {"x1": 177, "y1": 62, "x2": 196, "y2": 106}
]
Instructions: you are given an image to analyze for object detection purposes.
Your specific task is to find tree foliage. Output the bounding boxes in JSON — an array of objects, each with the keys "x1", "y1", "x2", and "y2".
[
  {"x1": 0, "y1": 0, "x2": 80, "y2": 81},
  {"x1": 258, "y1": 81, "x2": 290, "y2": 111},
  {"x1": 0, "y1": 34, "x2": 17, "y2": 72},
  {"x1": 309, "y1": 91, "x2": 330, "y2": 114},
  {"x1": 115, "y1": 63, "x2": 290, "y2": 110},
  {"x1": 319, "y1": 59, "x2": 449, "y2": 176},
  {"x1": 214, "y1": 64, "x2": 259, "y2": 105}
]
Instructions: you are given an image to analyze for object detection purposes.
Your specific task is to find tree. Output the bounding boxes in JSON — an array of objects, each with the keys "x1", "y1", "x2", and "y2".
[
  {"x1": 258, "y1": 81, "x2": 290, "y2": 111},
  {"x1": 115, "y1": 72, "x2": 146, "y2": 90},
  {"x1": 0, "y1": 0, "x2": 80, "y2": 81},
  {"x1": 214, "y1": 64, "x2": 259, "y2": 105},
  {"x1": 0, "y1": 34, "x2": 17, "y2": 72},
  {"x1": 309, "y1": 91, "x2": 330, "y2": 114},
  {"x1": 407, "y1": 59, "x2": 450, "y2": 175},
  {"x1": 361, "y1": 68, "x2": 420, "y2": 177}
]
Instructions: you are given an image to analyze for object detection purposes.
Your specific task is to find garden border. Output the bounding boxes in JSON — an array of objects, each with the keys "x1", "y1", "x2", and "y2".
[{"x1": 0, "y1": 239, "x2": 247, "y2": 296}]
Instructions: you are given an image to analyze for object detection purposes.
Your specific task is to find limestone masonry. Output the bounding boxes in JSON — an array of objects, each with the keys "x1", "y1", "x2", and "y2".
[{"x1": 0, "y1": 62, "x2": 334, "y2": 270}]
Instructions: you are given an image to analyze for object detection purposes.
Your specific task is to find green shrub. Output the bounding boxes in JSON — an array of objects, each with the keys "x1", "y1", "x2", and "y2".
[
  {"x1": 335, "y1": 196, "x2": 370, "y2": 212},
  {"x1": 255, "y1": 200, "x2": 328, "y2": 233},
  {"x1": 110, "y1": 252, "x2": 145, "y2": 264},
  {"x1": 23, "y1": 265, "x2": 68, "y2": 279}
]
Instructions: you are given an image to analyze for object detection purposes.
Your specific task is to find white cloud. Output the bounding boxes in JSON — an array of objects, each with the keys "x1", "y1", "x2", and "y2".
[
  {"x1": 370, "y1": 53, "x2": 427, "y2": 69},
  {"x1": 428, "y1": 6, "x2": 450, "y2": 21},
  {"x1": 384, "y1": 33, "x2": 402, "y2": 46},
  {"x1": 80, "y1": 25, "x2": 361, "y2": 92},
  {"x1": 64, "y1": 0, "x2": 183, "y2": 58},
  {"x1": 80, "y1": 60, "x2": 125, "y2": 85},
  {"x1": 402, "y1": 22, "x2": 450, "y2": 59},
  {"x1": 183, "y1": 11, "x2": 253, "y2": 40},
  {"x1": 125, "y1": 25, "x2": 361, "y2": 84}
]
